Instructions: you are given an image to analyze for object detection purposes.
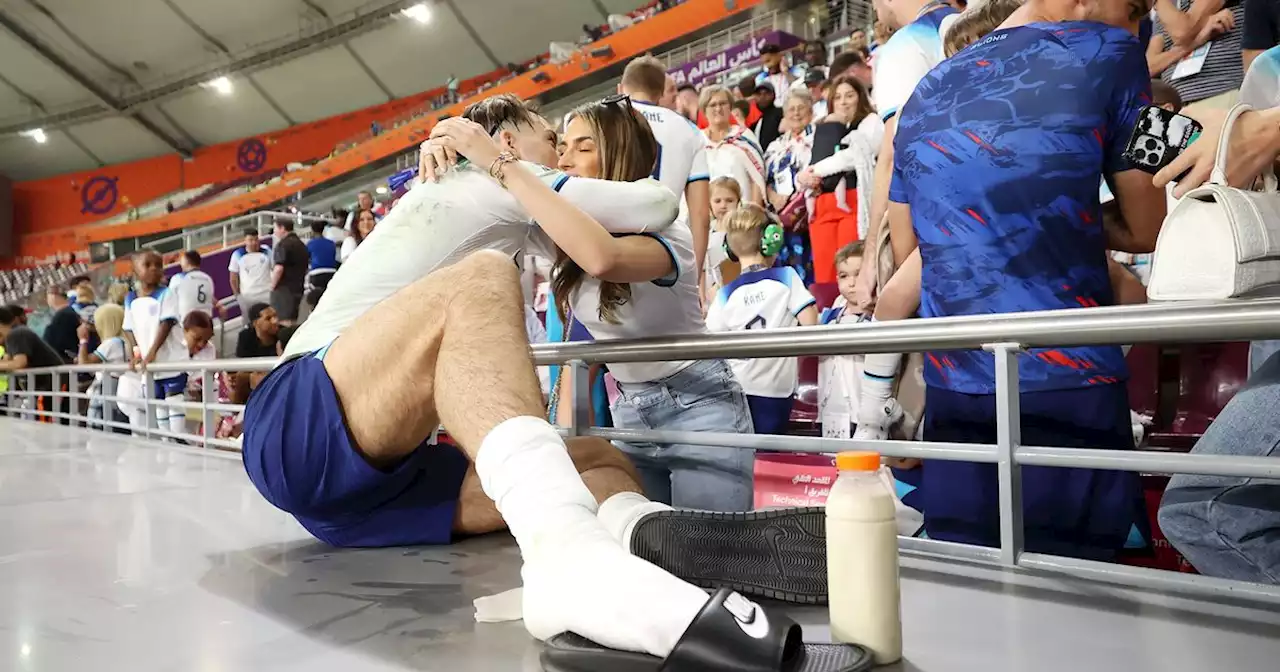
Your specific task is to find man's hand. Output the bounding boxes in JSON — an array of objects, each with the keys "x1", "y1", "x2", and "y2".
[
  {"x1": 1194, "y1": 8, "x2": 1234, "y2": 46},
  {"x1": 418, "y1": 140, "x2": 458, "y2": 183},
  {"x1": 796, "y1": 166, "x2": 821, "y2": 190},
  {"x1": 419, "y1": 118, "x2": 503, "y2": 183},
  {"x1": 76, "y1": 323, "x2": 90, "y2": 342},
  {"x1": 767, "y1": 188, "x2": 789, "y2": 212},
  {"x1": 1156, "y1": 107, "x2": 1280, "y2": 198}
]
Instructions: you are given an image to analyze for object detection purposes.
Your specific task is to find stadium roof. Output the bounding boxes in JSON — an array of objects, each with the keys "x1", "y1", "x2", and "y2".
[{"x1": 0, "y1": 0, "x2": 645, "y2": 180}]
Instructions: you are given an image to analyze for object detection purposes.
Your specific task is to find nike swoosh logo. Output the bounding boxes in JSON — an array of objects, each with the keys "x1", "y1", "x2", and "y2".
[
  {"x1": 764, "y1": 526, "x2": 788, "y2": 579},
  {"x1": 724, "y1": 592, "x2": 770, "y2": 640}
]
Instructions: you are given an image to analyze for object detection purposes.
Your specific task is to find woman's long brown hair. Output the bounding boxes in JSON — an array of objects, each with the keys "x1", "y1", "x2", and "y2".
[{"x1": 552, "y1": 99, "x2": 659, "y2": 324}]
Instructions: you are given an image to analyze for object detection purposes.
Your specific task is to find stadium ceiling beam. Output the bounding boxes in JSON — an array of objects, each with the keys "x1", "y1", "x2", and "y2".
[
  {"x1": 590, "y1": 0, "x2": 613, "y2": 22},
  {"x1": 0, "y1": 9, "x2": 194, "y2": 157},
  {"x1": 0, "y1": 0, "x2": 424, "y2": 136},
  {"x1": 442, "y1": 0, "x2": 503, "y2": 70},
  {"x1": 0, "y1": 70, "x2": 105, "y2": 165},
  {"x1": 158, "y1": 0, "x2": 298, "y2": 126},
  {"x1": 297, "y1": 0, "x2": 397, "y2": 102}
]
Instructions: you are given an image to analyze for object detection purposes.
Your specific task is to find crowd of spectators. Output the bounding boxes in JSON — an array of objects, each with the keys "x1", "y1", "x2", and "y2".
[{"x1": 5, "y1": 0, "x2": 1280, "y2": 585}]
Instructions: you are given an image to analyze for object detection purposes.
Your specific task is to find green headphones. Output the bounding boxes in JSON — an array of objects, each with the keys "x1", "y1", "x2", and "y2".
[{"x1": 724, "y1": 220, "x2": 785, "y2": 262}]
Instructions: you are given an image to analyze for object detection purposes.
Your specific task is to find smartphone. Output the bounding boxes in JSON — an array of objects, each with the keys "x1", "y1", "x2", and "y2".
[{"x1": 1122, "y1": 105, "x2": 1204, "y2": 175}]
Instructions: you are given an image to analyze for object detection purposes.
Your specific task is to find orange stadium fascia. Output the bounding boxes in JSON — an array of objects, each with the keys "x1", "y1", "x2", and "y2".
[{"x1": 5, "y1": 0, "x2": 765, "y2": 267}]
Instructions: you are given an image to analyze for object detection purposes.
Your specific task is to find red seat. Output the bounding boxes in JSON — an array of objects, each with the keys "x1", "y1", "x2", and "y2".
[
  {"x1": 1127, "y1": 342, "x2": 1251, "y2": 450},
  {"x1": 1125, "y1": 344, "x2": 1160, "y2": 420},
  {"x1": 1169, "y1": 342, "x2": 1250, "y2": 436},
  {"x1": 808, "y1": 282, "x2": 840, "y2": 311}
]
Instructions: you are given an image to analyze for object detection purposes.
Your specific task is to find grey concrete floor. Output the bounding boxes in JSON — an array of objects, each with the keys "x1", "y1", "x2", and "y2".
[{"x1": 0, "y1": 418, "x2": 1277, "y2": 671}]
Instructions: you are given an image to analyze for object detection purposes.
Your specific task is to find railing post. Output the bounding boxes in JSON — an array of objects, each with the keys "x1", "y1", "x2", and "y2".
[
  {"x1": 987, "y1": 342, "x2": 1025, "y2": 567},
  {"x1": 202, "y1": 369, "x2": 215, "y2": 450},
  {"x1": 26, "y1": 373, "x2": 35, "y2": 422},
  {"x1": 142, "y1": 370, "x2": 156, "y2": 439},
  {"x1": 563, "y1": 359, "x2": 591, "y2": 438}
]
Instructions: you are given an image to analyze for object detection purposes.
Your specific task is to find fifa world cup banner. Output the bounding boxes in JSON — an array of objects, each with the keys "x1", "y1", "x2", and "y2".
[{"x1": 668, "y1": 31, "x2": 803, "y2": 88}]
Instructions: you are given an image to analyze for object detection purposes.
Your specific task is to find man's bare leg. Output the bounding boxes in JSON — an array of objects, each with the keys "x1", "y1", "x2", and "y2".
[
  {"x1": 322, "y1": 250, "x2": 544, "y2": 464},
  {"x1": 321, "y1": 250, "x2": 706, "y2": 658}
]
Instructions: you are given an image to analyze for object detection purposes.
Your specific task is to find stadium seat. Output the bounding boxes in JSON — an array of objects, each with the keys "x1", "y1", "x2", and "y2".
[{"x1": 1169, "y1": 342, "x2": 1250, "y2": 437}]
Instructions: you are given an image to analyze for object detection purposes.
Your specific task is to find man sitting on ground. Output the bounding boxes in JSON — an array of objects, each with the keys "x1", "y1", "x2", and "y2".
[{"x1": 242, "y1": 94, "x2": 834, "y2": 664}]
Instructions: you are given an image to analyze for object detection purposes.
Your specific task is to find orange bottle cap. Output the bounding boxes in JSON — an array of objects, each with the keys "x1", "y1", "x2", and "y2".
[{"x1": 836, "y1": 451, "x2": 880, "y2": 471}]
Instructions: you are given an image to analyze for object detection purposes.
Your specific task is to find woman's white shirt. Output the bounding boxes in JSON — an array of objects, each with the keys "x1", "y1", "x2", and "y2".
[
  {"x1": 339, "y1": 236, "x2": 359, "y2": 264},
  {"x1": 529, "y1": 223, "x2": 704, "y2": 384},
  {"x1": 703, "y1": 126, "x2": 766, "y2": 201}
]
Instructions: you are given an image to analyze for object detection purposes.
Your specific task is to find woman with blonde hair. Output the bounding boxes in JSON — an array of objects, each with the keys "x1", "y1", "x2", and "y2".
[
  {"x1": 698, "y1": 84, "x2": 765, "y2": 207},
  {"x1": 77, "y1": 303, "x2": 128, "y2": 430}
]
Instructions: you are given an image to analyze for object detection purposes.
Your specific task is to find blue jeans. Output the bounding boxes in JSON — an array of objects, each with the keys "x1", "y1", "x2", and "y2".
[
  {"x1": 1158, "y1": 351, "x2": 1280, "y2": 584},
  {"x1": 1250, "y1": 340, "x2": 1280, "y2": 375},
  {"x1": 611, "y1": 359, "x2": 755, "y2": 512}
]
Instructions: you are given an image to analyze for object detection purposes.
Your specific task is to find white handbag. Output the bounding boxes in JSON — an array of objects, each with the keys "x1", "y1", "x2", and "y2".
[{"x1": 1147, "y1": 104, "x2": 1280, "y2": 301}]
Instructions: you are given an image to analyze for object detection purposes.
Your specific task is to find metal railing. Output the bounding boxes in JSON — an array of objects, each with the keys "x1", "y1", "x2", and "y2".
[
  {"x1": 6, "y1": 298, "x2": 1280, "y2": 605},
  {"x1": 3, "y1": 356, "x2": 275, "y2": 452},
  {"x1": 110, "y1": 210, "x2": 337, "y2": 261},
  {"x1": 823, "y1": 0, "x2": 875, "y2": 40}
]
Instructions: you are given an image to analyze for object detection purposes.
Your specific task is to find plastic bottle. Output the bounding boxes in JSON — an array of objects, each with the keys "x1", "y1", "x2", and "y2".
[{"x1": 826, "y1": 450, "x2": 902, "y2": 664}]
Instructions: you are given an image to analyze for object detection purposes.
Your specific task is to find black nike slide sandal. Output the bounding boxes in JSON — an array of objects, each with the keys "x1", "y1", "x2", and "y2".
[
  {"x1": 540, "y1": 588, "x2": 870, "y2": 672},
  {"x1": 629, "y1": 508, "x2": 829, "y2": 605}
]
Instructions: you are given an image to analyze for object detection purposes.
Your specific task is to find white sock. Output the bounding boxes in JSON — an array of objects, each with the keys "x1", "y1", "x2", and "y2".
[
  {"x1": 166, "y1": 394, "x2": 186, "y2": 436},
  {"x1": 476, "y1": 417, "x2": 706, "y2": 657},
  {"x1": 521, "y1": 543, "x2": 707, "y2": 657},
  {"x1": 476, "y1": 416, "x2": 610, "y2": 556},
  {"x1": 598, "y1": 491, "x2": 673, "y2": 549},
  {"x1": 860, "y1": 351, "x2": 901, "y2": 413}
]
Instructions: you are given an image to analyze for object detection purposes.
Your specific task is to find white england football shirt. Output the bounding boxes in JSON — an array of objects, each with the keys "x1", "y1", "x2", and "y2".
[
  {"x1": 871, "y1": 5, "x2": 957, "y2": 121},
  {"x1": 169, "y1": 269, "x2": 216, "y2": 322},
  {"x1": 531, "y1": 223, "x2": 705, "y2": 383},
  {"x1": 283, "y1": 163, "x2": 679, "y2": 359},
  {"x1": 228, "y1": 245, "x2": 272, "y2": 300},
  {"x1": 705, "y1": 266, "x2": 816, "y2": 398},
  {"x1": 632, "y1": 100, "x2": 710, "y2": 205},
  {"x1": 123, "y1": 287, "x2": 189, "y2": 380}
]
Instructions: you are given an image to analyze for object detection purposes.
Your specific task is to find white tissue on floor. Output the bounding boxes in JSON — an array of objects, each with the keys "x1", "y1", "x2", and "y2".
[{"x1": 474, "y1": 586, "x2": 524, "y2": 623}]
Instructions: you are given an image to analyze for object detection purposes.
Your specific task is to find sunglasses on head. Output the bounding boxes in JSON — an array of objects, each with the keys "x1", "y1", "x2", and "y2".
[{"x1": 600, "y1": 93, "x2": 633, "y2": 108}]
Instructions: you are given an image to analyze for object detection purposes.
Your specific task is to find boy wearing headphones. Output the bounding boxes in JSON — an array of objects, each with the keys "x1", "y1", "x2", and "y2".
[{"x1": 705, "y1": 205, "x2": 818, "y2": 435}]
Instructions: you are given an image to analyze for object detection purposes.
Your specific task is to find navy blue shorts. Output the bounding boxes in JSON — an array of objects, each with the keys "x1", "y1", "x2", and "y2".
[
  {"x1": 921, "y1": 383, "x2": 1144, "y2": 561},
  {"x1": 746, "y1": 394, "x2": 793, "y2": 435},
  {"x1": 242, "y1": 350, "x2": 469, "y2": 548},
  {"x1": 153, "y1": 373, "x2": 188, "y2": 398}
]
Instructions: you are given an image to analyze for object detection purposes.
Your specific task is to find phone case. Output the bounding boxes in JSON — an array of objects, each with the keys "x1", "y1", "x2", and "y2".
[{"x1": 1122, "y1": 106, "x2": 1204, "y2": 175}]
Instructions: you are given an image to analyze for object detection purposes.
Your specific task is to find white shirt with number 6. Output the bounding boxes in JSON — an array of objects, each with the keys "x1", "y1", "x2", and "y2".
[{"x1": 169, "y1": 269, "x2": 216, "y2": 323}]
